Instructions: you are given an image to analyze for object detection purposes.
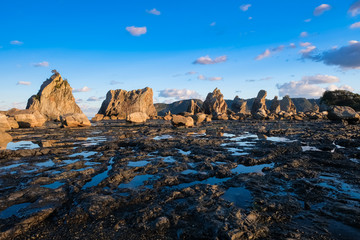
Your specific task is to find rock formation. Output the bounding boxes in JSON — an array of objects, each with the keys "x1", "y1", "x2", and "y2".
[
  {"x1": 98, "y1": 87, "x2": 157, "y2": 119},
  {"x1": 269, "y1": 96, "x2": 281, "y2": 114},
  {"x1": 126, "y1": 112, "x2": 149, "y2": 123},
  {"x1": 171, "y1": 115, "x2": 194, "y2": 128},
  {"x1": 280, "y1": 95, "x2": 297, "y2": 114},
  {"x1": 60, "y1": 113, "x2": 91, "y2": 128},
  {"x1": 202, "y1": 88, "x2": 227, "y2": 115},
  {"x1": 0, "y1": 114, "x2": 11, "y2": 131},
  {"x1": 155, "y1": 99, "x2": 203, "y2": 116},
  {"x1": 251, "y1": 90, "x2": 267, "y2": 119},
  {"x1": 231, "y1": 96, "x2": 247, "y2": 114},
  {"x1": 187, "y1": 100, "x2": 202, "y2": 115},
  {"x1": 327, "y1": 106, "x2": 359, "y2": 122},
  {"x1": 0, "y1": 131, "x2": 12, "y2": 150},
  {"x1": 26, "y1": 71, "x2": 83, "y2": 121},
  {"x1": 13, "y1": 110, "x2": 47, "y2": 128}
]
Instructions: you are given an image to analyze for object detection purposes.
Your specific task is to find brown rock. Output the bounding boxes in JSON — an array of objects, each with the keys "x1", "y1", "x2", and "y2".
[
  {"x1": 251, "y1": 90, "x2": 268, "y2": 119},
  {"x1": 60, "y1": 113, "x2": 91, "y2": 128},
  {"x1": 269, "y1": 96, "x2": 281, "y2": 114},
  {"x1": 98, "y1": 87, "x2": 157, "y2": 119},
  {"x1": 7, "y1": 117, "x2": 19, "y2": 129},
  {"x1": 187, "y1": 100, "x2": 202, "y2": 115},
  {"x1": 192, "y1": 113, "x2": 207, "y2": 125},
  {"x1": 0, "y1": 114, "x2": 11, "y2": 131},
  {"x1": 202, "y1": 88, "x2": 227, "y2": 115},
  {"x1": 126, "y1": 112, "x2": 148, "y2": 123},
  {"x1": 231, "y1": 96, "x2": 248, "y2": 114},
  {"x1": 14, "y1": 110, "x2": 46, "y2": 128},
  {"x1": 328, "y1": 106, "x2": 360, "y2": 122},
  {"x1": 91, "y1": 114, "x2": 104, "y2": 122},
  {"x1": 171, "y1": 115, "x2": 194, "y2": 128},
  {"x1": 26, "y1": 71, "x2": 83, "y2": 121},
  {"x1": 0, "y1": 131, "x2": 12, "y2": 150}
]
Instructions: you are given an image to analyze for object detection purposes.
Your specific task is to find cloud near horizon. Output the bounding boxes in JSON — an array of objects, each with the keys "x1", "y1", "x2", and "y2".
[
  {"x1": 197, "y1": 75, "x2": 223, "y2": 81},
  {"x1": 126, "y1": 26, "x2": 147, "y2": 36},
  {"x1": 313, "y1": 4, "x2": 331, "y2": 16},
  {"x1": 87, "y1": 96, "x2": 105, "y2": 102},
  {"x1": 73, "y1": 86, "x2": 91, "y2": 92},
  {"x1": 146, "y1": 8, "x2": 160, "y2": 15},
  {"x1": 277, "y1": 74, "x2": 353, "y2": 98},
  {"x1": 17, "y1": 81, "x2": 31, "y2": 86},
  {"x1": 193, "y1": 55, "x2": 227, "y2": 64},
  {"x1": 32, "y1": 61, "x2": 49, "y2": 67},
  {"x1": 159, "y1": 88, "x2": 202, "y2": 100}
]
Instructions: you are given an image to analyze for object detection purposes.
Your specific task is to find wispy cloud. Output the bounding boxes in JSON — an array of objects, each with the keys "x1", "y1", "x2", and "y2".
[
  {"x1": 350, "y1": 21, "x2": 360, "y2": 29},
  {"x1": 87, "y1": 96, "x2": 105, "y2": 102},
  {"x1": 210, "y1": 22, "x2": 216, "y2": 26},
  {"x1": 240, "y1": 4, "x2": 251, "y2": 12},
  {"x1": 10, "y1": 40, "x2": 23, "y2": 45},
  {"x1": 300, "y1": 45, "x2": 317, "y2": 57},
  {"x1": 300, "y1": 31, "x2": 309, "y2": 37},
  {"x1": 126, "y1": 26, "x2": 147, "y2": 36},
  {"x1": 246, "y1": 77, "x2": 272, "y2": 82},
  {"x1": 32, "y1": 61, "x2": 49, "y2": 67},
  {"x1": 186, "y1": 71, "x2": 197, "y2": 75},
  {"x1": 197, "y1": 75, "x2": 223, "y2": 81},
  {"x1": 348, "y1": 1, "x2": 360, "y2": 17},
  {"x1": 159, "y1": 88, "x2": 202, "y2": 100},
  {"x1": 73, "y1": 86, "x2": 91, "y2": 92},
  {"x1": 313, "y1": 4, "x2": 331, "y2": 16},
  {"x1": 146, "y1": 8, "x2": 160, "y2": 15},
  {"x1": 300, "y1": 42, "x2": 312, "y2": 47},
  {"x1": 302, "y1": 74, "x2": 339, "y2": 84},
  {"x1": 110, "y1": 80, "x2": 123, "y2": 85},
  {"x1": 304, "y1": 18, "x2": 312, "y2": 22},
  {"x1": 255, "y1": 45, "x2": 284, "y2": 60},
  {"x1": 17, "y1": 81, "x2": 31, "y2": 86},
  {"x1": 193, "y1": 55, "x2": 227, "y2": 64}
]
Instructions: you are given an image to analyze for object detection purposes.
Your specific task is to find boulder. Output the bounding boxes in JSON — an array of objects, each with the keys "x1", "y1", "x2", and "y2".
[
  {"x1": 280, "y1": 95, "x2": 297, "y2": 114},
  {"x1": 13, "y1": 110, "x2": 46, "y2": 128},
  {"x1": 60, "y1": 113, "x2": 91, "y2": 128},
  {"x1": 251, "y1": 90, "x2": 268, "y2": 119},
  {"x1": 171, "y1": 115, "x2": 194, "y2": 128},
  {"x1": 126, "y1": 112, "x2": 149, "y2": 123},
  {"x1": 163, "y1": 111, "x2": 172, "y2": 121},
  {"x1": 98, "y1": 87, "x2": 157, "y2": 119},
  {"x1": 269, "y1": 96, "x2": 281, "y2": 114},
  {"x1": 231, "y1": 96, "x2": 247, "y2": 114},
  {"x1": 0, "y1": 131, "x2": 12, "y2": 150},
  {"x1": 192, "y1": 113, "x2": 207, "y2": 125},
  {"x1": 26, "y1": 71, "x2": 83, "y2": 121},
  {"x1": 0, "y1": 114, "x2": 11, "y2": 131},
  {"x1": 328, "y1": 106, "x2": 360, "y2": 122},
  {"x1": 91, "y1": 114, "x2": 104, "y2": 122},
  {"x1": 7, "y1": 117, "x2": 19, "y2": 129},
  {"x1": 203, "y1": 88, "x2": 227, "y2": 115}
]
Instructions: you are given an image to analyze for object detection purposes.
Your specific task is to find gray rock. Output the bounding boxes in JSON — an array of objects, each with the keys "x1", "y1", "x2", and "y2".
[{"x1": 203, "y1": 88, "x2": 227, "y2": 115}]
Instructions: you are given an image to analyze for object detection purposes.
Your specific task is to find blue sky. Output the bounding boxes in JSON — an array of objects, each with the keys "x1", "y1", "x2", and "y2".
[{"x1": 1, "y1": 0, "x2": 360, "y2": 116}]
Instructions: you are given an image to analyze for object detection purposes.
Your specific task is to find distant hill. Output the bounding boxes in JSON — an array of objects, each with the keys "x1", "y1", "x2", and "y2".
[{"x1": 155, "y1": 99, "x2": 203, "y2": 116}]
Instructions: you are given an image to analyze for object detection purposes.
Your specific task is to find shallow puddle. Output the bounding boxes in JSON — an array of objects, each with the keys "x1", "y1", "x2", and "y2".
[
  {"x1": 0, "y1": 202, "x2": 31, "y2": 219},
  {"x1": 128, "y1": 160, "x2": 149, "y2": 167},
  {"x1": 163, "y1": 156, "x2": 176, "y2": 163},
  {"x1": 222, "y1": 187, "x2": 252, "y2": 209},
  {"x1": 153, "y1": 135, "x2": 172, "y2": 140},
  {"x1": 231, "y1": 163, "x2": 274, "y2": 175},
  {"x1": 181, "y1": 169, "x2": 198, "y2": 175},
  {"x1": 41, "y1": 181, "x2": 64, "y2": 189},
  {"x1": 36, "y1": 160, "x2": 55, "y2": 168},
  {"x1": 173, "y1": 177, "x2": 231, "y2": 189},
  {"x1": 7, "y1": 141, "x2": 40, "y2": 150},
  {"x1": 118, "y1": 174, "x2": 155, "y2": 189},
  {"x1": 82, "y1": 157, "x2": 115, "y2": 189}
]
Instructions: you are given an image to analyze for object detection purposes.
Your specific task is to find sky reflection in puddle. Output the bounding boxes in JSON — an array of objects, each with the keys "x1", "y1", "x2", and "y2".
[
  {"x1": 153, "y1": 135, "x2": 172, "y2": 140},
  {"x1": 222, "y1": 187, "x2": 252, "y2": 209},
  {"x1": 7, "y1": 141, "x2": 40, "y2": 150},
  {"x1": 0, "y1": 202, "x2": 31, "y2": 219},
  {"x1": 118, "y1": 174, "x2": 156, "y2": 189},
  {"x1": 231, "y1": 163, "x2": 274, "y2": 175}
]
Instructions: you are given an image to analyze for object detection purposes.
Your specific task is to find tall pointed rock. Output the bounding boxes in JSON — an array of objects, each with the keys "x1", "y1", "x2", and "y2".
[{"x1": 26, "y1": 71, "x2": 83, "y2": 121}]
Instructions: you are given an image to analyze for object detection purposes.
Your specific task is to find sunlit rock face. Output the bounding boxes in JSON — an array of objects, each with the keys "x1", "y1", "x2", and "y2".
[
  {"x1": 202, "y1": 88, "x2": 227, "y2": 115},
  {"x1": 26, "y1": 72, "x2": 83, "y2": 121},
  {"x1": 98, "y1": 87, "x2": 157, "y2": 119},
  {"x1": 280, "y1": 95, "x2": 297, "y2": 114},
  {"x1": 251, "y1": 90, "x2": 268, "y2": 119}
]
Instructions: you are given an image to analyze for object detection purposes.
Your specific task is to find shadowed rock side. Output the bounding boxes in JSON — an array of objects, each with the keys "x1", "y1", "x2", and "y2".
[
  {"x1": 280, "y1": 95, "x2": 297, "y2": 114},
  {"x1": 203, "y1": 88, "x2": 227, "y2": 115},
  {"x1": 231, "y1": 96, "x2": 248, "y2": 114},
  {"x1": 251, "y1": 90, "x2": 267, "y2": 119},
  {"x1": 26, "y1": 72, "x2": 83, "y2": 121},
  {"x1": 270, "y1": 96, "x2": 281, "y2": 114},
  {"x1": 98, "y1": 87, "x2": 157, "y2": 119}
]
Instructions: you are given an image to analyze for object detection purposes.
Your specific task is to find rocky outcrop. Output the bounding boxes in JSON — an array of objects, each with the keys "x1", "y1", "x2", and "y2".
[
  {"x1": 187, "y1": 100, "x2": 202, "y2": 115},
  {"x1": 251, "y1": 90, "x2": 267, "y2": 119},
  {"x1": 171, "y1": 115, "x2": 194, "y2": 128},
  {"x1": 269, "y1": 96, "x2": 281, "y2": 114},
  {"x1": 0, "y1": 131, "x2": 12, "y2": 150},
  {"x1": 203, "y1": 88, "x2": 227, "y2": 115},
  {"x1": 91, "y1": 114, "x2": 104, "y2": 122},
  {"x1": 155, "y1": 99, "x2": 203, "y2": 116},
  {"x1": 327, "y1": 106, "x2": 359, "y2": 122},
  {"x1": 126, "y1": 112, "x2": 149, "y2": 123},
  {"x1": 231, "y1": 96, "x2": 247, "y2": 114},
  {"x1": 26, "y1": 72, "x2": 83, "y2": 121},
  {"x1": 0, "y1": 114, "x2": 11, "y2": 131},
  {"x1": 280, "y1": 95, "x2": 296, "y2": 114},
  {"x1": 98, "y1": 87, "x2": 157, "y2": 119},
  {"x1": 13, "y1": 110, "x2": 47, "y2": 128},
  {"x1": 60, "y1": 113, "x2": 91, "y2": 128}
]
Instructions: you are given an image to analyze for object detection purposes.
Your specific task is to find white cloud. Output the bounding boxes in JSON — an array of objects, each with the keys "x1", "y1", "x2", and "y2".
[
  {"x1": 349, "y1": 40, "x2": 359, "y2": 45},
  {"x1": 159, "y1": 88, "x2": 202, "y2": 100},
  {"x1": 193, "y1": 55, "x2": 227, "y2": 64},
  {"x1": 304, "y1": 18, "x2": 312, "y2": 22},
  {"x1": 32, "y1": 61, "x2": 49, "y2": 67},
  {"x1": 87, "y1": 96, "x2": 105, "y2": 102},
  {"x1": 10, "y1": 40, "x2": 23, "y2": 45},
  {"x1": 300, "y1": 45, "x2": 316, "y2": 57},
  {"x1": 327, "y1": 84, "x2": 354, "y2": 92},
  {"x1": 197, "y1": 75, "x2": 206, "y2": 80},
  {"x1": 289, "y1": 43, "x2": 296, "y2": 48},
  {"x1": 255, "y1": 49, "x2": 271, "y2": 60},
  {"x1": 349, "y1": 1, "x2": 360, "y2": 17},
  {"x1": 210, "y1": 22, "x2": 216, "y2": 26},
  {"x1": 313, "y1": 4, "x2": 331, "y2": 16},
  {"x1": 73, "y1": 86, "x2": 91, "y2": 92},
  {"x1": 197, "y1": 75, "x2": 223, "y2": 81},
  {"x1": 186, "y1": 71, "x2": 197, "y2": 75},
  {"x1": 248, "y1": 17, "x2": 253, "y2": 20},
  {"x1": 350, "y1": 22, "x2": 360, "y2": 29},
  {"x1": 146, "y1": 8, "x2": 160, "y2": 15},
  {"x1": 17, "y1": 81, "x2": 31, "y2": 86},
  {"x1": 126, "y1": 26, "x2": 147, "y2": 36},
  {"x1": 300, "y1": 31, "x2": 309, "y2": 37},
  {"x1": 302, "y1": 74, "x2": 339, "y2": 84},
  {"x1": 300, "y1": 42, "x2": 312, "y2": 47},
  {"x1": 240, "y1": 4, "x2": 251, "y2": 12}
]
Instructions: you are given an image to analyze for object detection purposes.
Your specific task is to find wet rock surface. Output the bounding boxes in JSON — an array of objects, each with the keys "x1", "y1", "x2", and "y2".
[{"x1": 0, "y1": 119, "x2": 360, "y2": 239}]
